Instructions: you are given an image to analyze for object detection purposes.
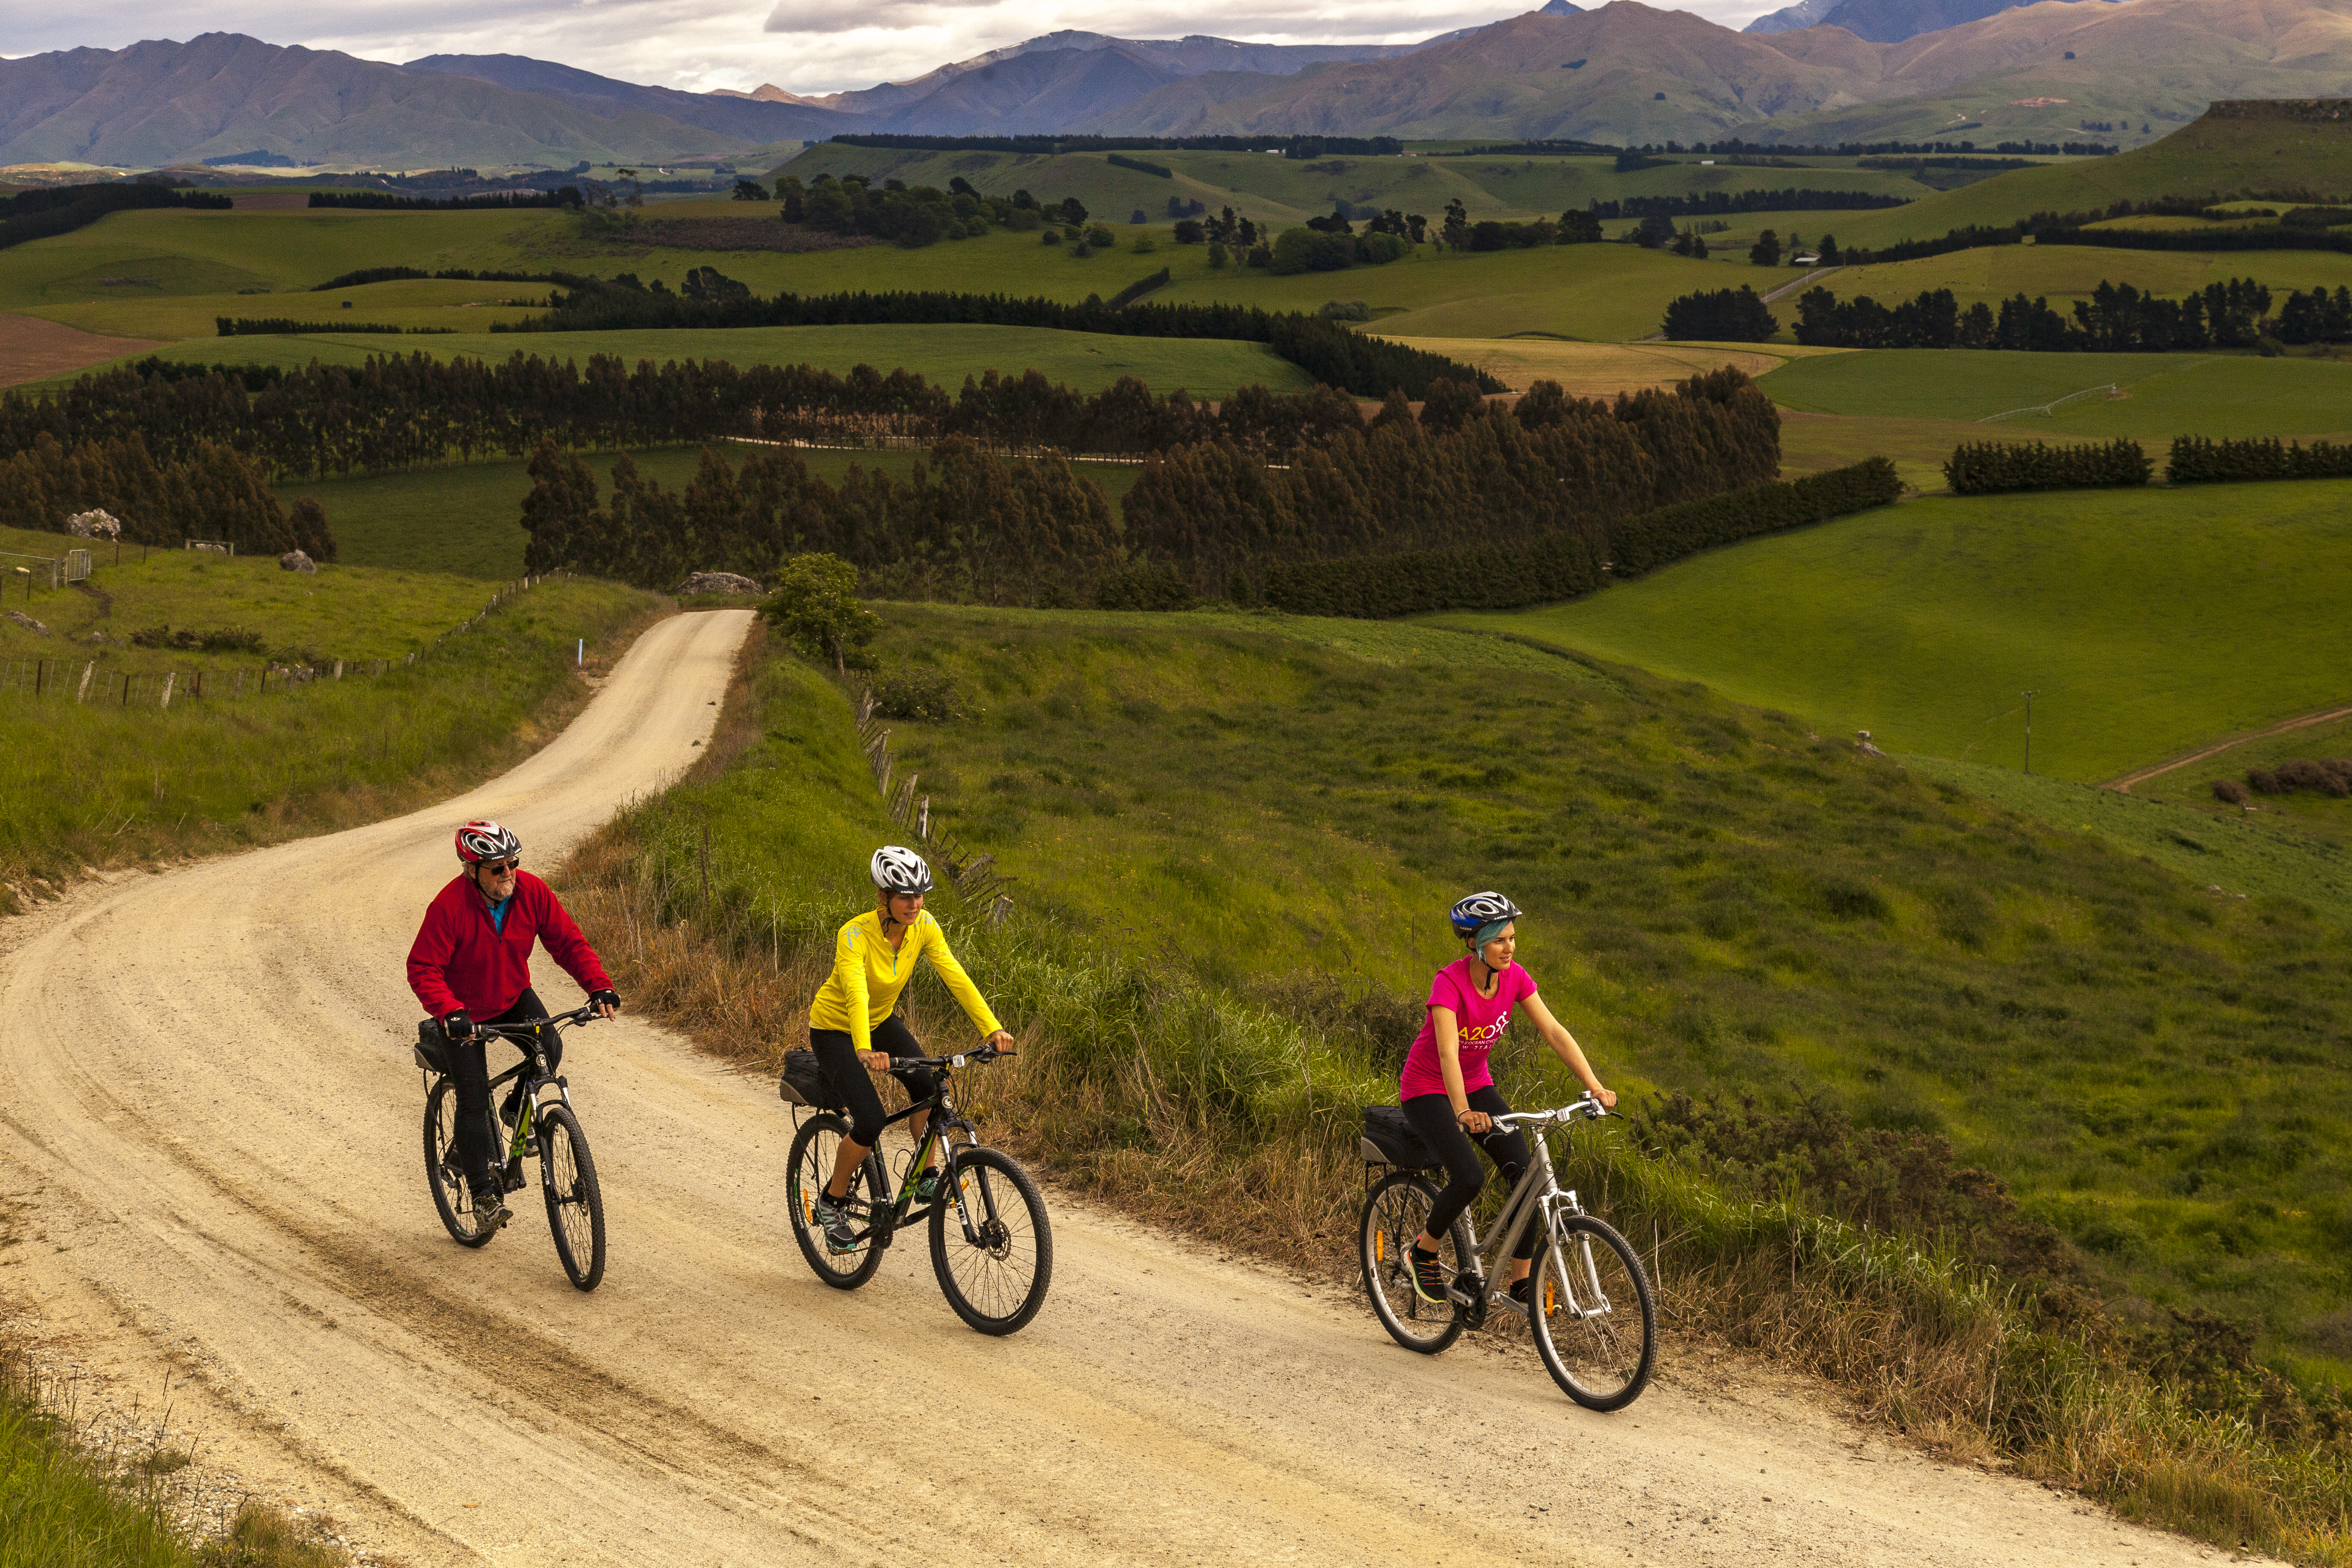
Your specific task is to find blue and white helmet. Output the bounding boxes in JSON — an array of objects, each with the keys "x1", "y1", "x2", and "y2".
[
  {"x1": 1449, "y1": 890, "x2": 1522, "y2": 942},
  {"x1": 870, "y1": 845, "x2": 935, "y2": 896}
]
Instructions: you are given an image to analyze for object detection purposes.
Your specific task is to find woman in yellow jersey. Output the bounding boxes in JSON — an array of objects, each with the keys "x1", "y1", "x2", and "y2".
[{"x1": 807, "y1": 846, "x2": 1015, "y2": 1251}]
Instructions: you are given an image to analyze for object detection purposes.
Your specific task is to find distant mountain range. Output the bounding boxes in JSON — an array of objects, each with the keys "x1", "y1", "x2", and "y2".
[{"x1": 1, "y1": 0, "x2": 2345, "y2": 170}]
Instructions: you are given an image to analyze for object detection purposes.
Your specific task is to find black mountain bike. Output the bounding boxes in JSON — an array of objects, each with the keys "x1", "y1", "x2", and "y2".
[
  {"x1": 415, "y1": 1006, "x2": 607, "y2": 1291},
  {"x1": 779, "y1": 1042, "x2": 1051, "y2": 1335}
]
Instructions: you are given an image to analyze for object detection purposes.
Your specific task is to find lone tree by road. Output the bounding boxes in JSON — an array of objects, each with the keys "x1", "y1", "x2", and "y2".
[{"x1": 760, "y1": 552, "x2": 879, "y2": 675}]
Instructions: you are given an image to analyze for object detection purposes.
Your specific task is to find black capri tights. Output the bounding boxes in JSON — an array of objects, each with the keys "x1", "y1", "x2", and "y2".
[
  {"x1": 1402, "y1": 1086, "x2": 1538, "y2": 1260},
  {"x1": 450, "y1": 987, "x2": 564, "y2": 1190},
  {"x1": 810, "y1": 1016, "x2": 941, "y2": 1148}
]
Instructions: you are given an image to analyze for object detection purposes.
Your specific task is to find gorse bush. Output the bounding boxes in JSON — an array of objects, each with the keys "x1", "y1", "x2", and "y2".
[
  {"x1": 1944, "y1": 439, "x2": 2152, "y2": 494},
  {"x1": 1261, "y1": 457, "x2": 1901, "y2": 617},
  {"x1": 2248, "y1": 759, "x2": 2352, "y2": 798},
  {"x1": 2169, "y1": 436, "x2": 2352, "y2": 485}
]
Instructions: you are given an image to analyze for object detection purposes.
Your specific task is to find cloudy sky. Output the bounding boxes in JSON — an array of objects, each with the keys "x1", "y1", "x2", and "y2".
[{"x1": 10, "y1": 0, "x2": 1782, "y2": 95}]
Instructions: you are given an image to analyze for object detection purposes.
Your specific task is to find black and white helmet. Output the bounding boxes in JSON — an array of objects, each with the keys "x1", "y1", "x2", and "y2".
[
  {"x1": 454, "y1": 819, "x2": 521, "y2": 865},
  {"x1": 1449, "y1": 890, "x2": 1522, "y2": 941},
  {"x1": 870, "y1": 846, "x2": 935, "y2": 896}
]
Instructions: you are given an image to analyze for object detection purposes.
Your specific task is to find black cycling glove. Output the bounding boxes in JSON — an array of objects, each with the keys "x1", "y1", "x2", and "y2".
[
  {"x1": 589, "y1": 988, "x2": 621, "y2": 1011},
  {"x1": 441, "y1": 1010, "x2": 474, "y2": 1041}
]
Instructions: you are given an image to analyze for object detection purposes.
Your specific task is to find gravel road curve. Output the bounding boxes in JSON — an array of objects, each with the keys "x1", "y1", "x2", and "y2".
[{"x1": 0, "y1": 609, "x2": 2265, "y2": 1567}]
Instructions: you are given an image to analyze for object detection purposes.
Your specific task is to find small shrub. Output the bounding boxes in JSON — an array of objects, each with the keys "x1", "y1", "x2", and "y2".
[
  {"x1": 2267, "y1": 757, "x2": 2352, "y2": 797},
  {"x1": 1130, "y1": 233, "x2": 1156, "y2": 253},
  {"x1": 2212, "y1": 778, "x2": 2250, "y2": 805},
  {"x1": 1207, "y1": 242, "x2": 1229, "y2": 269},
  {"x1": 1040, "y1": 228, "x2": 1060, "y2": 246},
  {"x1": 869, "y1": 665, "x2": 974, "y2": 722},
  {"x1": 1317, "y1": 299, "x2": 1372, "y2": 321}
]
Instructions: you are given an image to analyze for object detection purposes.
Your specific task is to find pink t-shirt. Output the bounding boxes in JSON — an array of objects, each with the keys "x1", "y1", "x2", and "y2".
[{"x1": 1398, "y1": 958, "x2": 1538, "y2": 1101}]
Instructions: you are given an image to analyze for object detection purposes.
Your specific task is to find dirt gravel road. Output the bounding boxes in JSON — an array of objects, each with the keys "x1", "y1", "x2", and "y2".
[{"x1": 0, "y1": 609, "x2": 2263, "y2": 1567}]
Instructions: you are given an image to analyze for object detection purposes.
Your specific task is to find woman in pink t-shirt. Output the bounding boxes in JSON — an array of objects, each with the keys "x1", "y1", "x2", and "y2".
[{"x1": 1398, "y1": 891, "x2": 1616, "y2": 1309}]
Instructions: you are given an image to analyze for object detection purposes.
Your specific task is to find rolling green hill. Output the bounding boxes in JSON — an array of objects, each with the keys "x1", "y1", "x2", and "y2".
[
  {"x1": 1436, "y1": 479, "x2": 2352, "y2": 784},
  {"x1": 1826, "y1": 98, "x2": 2352, "y2": 250}
]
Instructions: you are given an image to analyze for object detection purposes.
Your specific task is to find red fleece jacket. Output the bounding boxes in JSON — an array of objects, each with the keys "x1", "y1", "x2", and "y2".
[{"x1": 407, "y1": 870, "x2": 612, "y2": 1021}]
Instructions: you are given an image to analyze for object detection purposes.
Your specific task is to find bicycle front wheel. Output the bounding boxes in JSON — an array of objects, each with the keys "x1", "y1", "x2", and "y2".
[
  {"x1": 786, "y1": 1114, "x2": 887, "y2": 1289},
  {"x1": 928, "y1": 1147, "x2": 1052, "y2": 1335},
  {"x1": 422, "y1": 1077, "x2": 500, "y2": 1248},
  {"x1": 1359, "y1": 1171, "x2": 1470, "y2": 1354},
  {"x1": 1528, "y1": 1214, "x2": 1657, "y2": 1411},
  {"x1": 537, "y1": 1105, "x2": 606, "y2": 1292}
]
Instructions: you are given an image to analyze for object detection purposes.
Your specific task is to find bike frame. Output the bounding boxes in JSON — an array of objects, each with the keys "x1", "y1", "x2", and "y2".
[
  {"x1": 796, "y1": 1048, "x2": 1014, "y2": 1253},
  {"x1": 420, "y1": 1010, "x2": 591, "y2": 1175},
  {"x1": 1445, "y1": 1099, "x2": 1616, "y2": 1327}
]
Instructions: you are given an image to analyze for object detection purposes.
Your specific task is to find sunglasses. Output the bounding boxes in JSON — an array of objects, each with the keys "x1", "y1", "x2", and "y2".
[{"x1": 479, "y1": 858, "x2": 521, "y2": 875}]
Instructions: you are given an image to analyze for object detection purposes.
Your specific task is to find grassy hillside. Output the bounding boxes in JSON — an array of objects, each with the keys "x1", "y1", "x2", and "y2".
[
  {"x1": 1759, "y1": 348, "x2": 2352, "y2": 437},
  {"x1": 2134, "y1": 710, "x2": 2352, "y2": 851},
  {"x1": 1436, "y1": 479, "x2": 2352, "y2": 784},
  {"x1": 1826, "y1": 102, "x2": 2352, "y2": 250},
  {"x1": 814, "y1": 604, "x2": 2351, "y2": 1374}
]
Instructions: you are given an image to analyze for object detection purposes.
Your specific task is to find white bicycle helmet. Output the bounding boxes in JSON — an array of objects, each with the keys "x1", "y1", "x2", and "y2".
[
  {"x1": 1449, "y1": 890, "x2": 1522, "y2": 941},
  {"x1": 870, "y1": 845, "x2": 935, "y2": 896},
  {"x1": 455, "y1": 819, "x2": 522, "y2": 865}
]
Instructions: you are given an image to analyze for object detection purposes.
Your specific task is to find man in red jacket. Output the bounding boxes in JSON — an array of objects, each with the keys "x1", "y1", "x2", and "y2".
[{"x1": 408, "y1": 819, "x2": 620, "y2": 1230}]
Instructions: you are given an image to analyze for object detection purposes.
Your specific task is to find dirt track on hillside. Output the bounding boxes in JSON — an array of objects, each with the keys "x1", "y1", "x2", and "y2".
[{"x1": 0, "y1": 609, "x2": 2268, "y2": 1567}]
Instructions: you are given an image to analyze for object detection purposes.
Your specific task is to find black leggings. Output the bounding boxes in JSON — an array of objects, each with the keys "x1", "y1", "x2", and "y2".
[
  {"x1": 1403, "y1": 1086, "x2": 1537, "y2": 1260},
  {"x1": 810, "y1": 1016, "x2": 941, "y2": 1150},
  {"x1": 451, "y1": 987, "x2": 564, "y2": 1189}
]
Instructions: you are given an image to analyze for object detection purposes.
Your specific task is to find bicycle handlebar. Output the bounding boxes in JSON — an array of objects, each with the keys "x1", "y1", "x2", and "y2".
[
  {"x1": 1491, "y1": 1093, "x2": 1613, "y2": 1132},
  {"x1": 889, "y1": 1042, "x2": 1015, "y2": 1072},
  {"x1": 462, "y1": 1005, "x2": 600, "y2": 1043}
]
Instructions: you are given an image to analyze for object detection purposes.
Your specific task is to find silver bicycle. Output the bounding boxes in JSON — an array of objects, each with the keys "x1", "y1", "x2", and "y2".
[{"x1": 1359, "y1": 1094, "x2": 1657, "y2": 1411}]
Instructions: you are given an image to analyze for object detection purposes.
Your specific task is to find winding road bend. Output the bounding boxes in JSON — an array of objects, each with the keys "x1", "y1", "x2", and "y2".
[{"x1": 0, "y1": 609, "x2": 2261, "y2": 1566}]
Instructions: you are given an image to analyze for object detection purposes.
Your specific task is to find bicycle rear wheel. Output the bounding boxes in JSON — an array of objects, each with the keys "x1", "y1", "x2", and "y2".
[
  {"x1": 928, "y1": 1147, "x2": 1052, "y2": 1336},
  {"x1": 786, "y1": 1114, "x2": 887, "y2": 1289},
  {"x1": 1359, "y1": 1171, "x2": 1471, "y2": 1354},
  {"x1": 537, "y1": 1104, "x2": 606, "y2": 1292},
  {"x1": 1528, "y1": 1215, "x2": 1657, "y2": 1411},
  {"x1": 422, "y1": 1077, "x2": 500, "y2": 1247}
]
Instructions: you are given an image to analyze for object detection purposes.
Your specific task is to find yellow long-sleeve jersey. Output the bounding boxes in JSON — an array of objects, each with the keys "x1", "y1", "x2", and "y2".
[{"x1": 808, "y1": 908, "x2": 1002, "y2": 1053}]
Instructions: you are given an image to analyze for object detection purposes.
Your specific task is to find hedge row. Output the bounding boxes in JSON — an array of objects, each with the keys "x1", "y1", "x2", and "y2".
[
  {"x1": 1945, "y1": 440, "x2": 2151, "y2": 495},
  {"x1": 1260, "y1": 458, "x2": 1901, "y2": 619},
  {"x1": 2168, "y1": 436, "x2": 2352, "y2": 484}
]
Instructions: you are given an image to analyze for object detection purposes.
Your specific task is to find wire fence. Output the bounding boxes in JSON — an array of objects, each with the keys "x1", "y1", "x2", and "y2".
[{"x1": 0, "y1": 572, "x2": 565, "y2": 713}]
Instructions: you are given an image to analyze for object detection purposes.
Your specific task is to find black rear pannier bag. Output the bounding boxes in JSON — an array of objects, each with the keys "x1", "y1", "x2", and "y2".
[
  {"x1": 1361, "y1": 1104, "x2": 1440, "y2": 1168},
  {"x1": 779, "y1": 1048, "x2": 846, "y2": 1111}
]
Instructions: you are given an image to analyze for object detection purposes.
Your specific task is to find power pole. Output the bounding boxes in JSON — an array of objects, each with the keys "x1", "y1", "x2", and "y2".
[{"x1": 2022, "y1": 690, "x2": 2038, "y2": 775}]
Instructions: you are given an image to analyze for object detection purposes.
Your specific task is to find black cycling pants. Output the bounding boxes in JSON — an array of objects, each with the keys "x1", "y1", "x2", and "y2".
[
  {"x1": 810, "y1": 1015, "x2": 940, "y2": 1152},
  {"x1": 1403, "y1": 1086, "x2": 1537, "y2": 1260},
  {"x1": 451, "y1": 987, "x2": 564, "y2": 1189}
]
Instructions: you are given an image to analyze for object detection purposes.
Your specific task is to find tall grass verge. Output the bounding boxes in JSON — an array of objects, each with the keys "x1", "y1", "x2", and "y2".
[
  {"x1": 555, "y1": 629, "x2": 2352, "y2": 1565},
  {"x1": 0, "y1": 1312, "x2": 346, "y2": 1568}
]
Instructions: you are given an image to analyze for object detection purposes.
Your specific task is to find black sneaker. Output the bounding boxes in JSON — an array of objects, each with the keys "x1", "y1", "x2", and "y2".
[
  {"x1": 1409, "y1": 1245, "x2": 1448, "y2": 1305},
  {"x1": 470, "y1": 1176, "x2": 512, "y2": 1231},
  {"x1": 811, "y1": 1191, "x2": 859, "y2": 1253},
  {"x1": 913, "y1": 1167, "x2": 944, "y2": 1204},
  {"x1": 1509, "y1": 1276, "x2": 1533, "y2": 1307}
]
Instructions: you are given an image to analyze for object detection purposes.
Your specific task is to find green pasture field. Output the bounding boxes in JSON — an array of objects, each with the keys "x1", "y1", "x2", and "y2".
[
  {"x1": 32, "y1": 275, "x2": 547, "y2": 343},
  {"x1": 276, "y1": 441, "x2": 1147, "y2": 580},
  {"x1": 1759, "y1": 348, "x2": 2352, "y2": 438},
  {"x1": 770, "y1": 144, "x2": 1935, "y2": 229},
  {"x1": 842, "y1": 603, "x2": 2352, "y2": 1359},
  {"x1": 1821, "y1": 110, "x2": 2352, "y2": 251},
  {"x1": 64, "y1": 322, "x2": 1315, "y2": 401},
  {"x1": 2133, "y1": 712, "x2": 2352, "y2": 853},
  {"x1": 0, "y1": 520, "x2": 499, "y2": 670},
  {"x1": 1435, "y1": 480, "x2": 2352, "y2": 785}
]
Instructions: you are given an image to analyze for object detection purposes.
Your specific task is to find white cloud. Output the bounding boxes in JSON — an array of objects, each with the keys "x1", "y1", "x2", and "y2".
[{"x1": 23, "y1": 1, "x2": 1793, "y2": 96}]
